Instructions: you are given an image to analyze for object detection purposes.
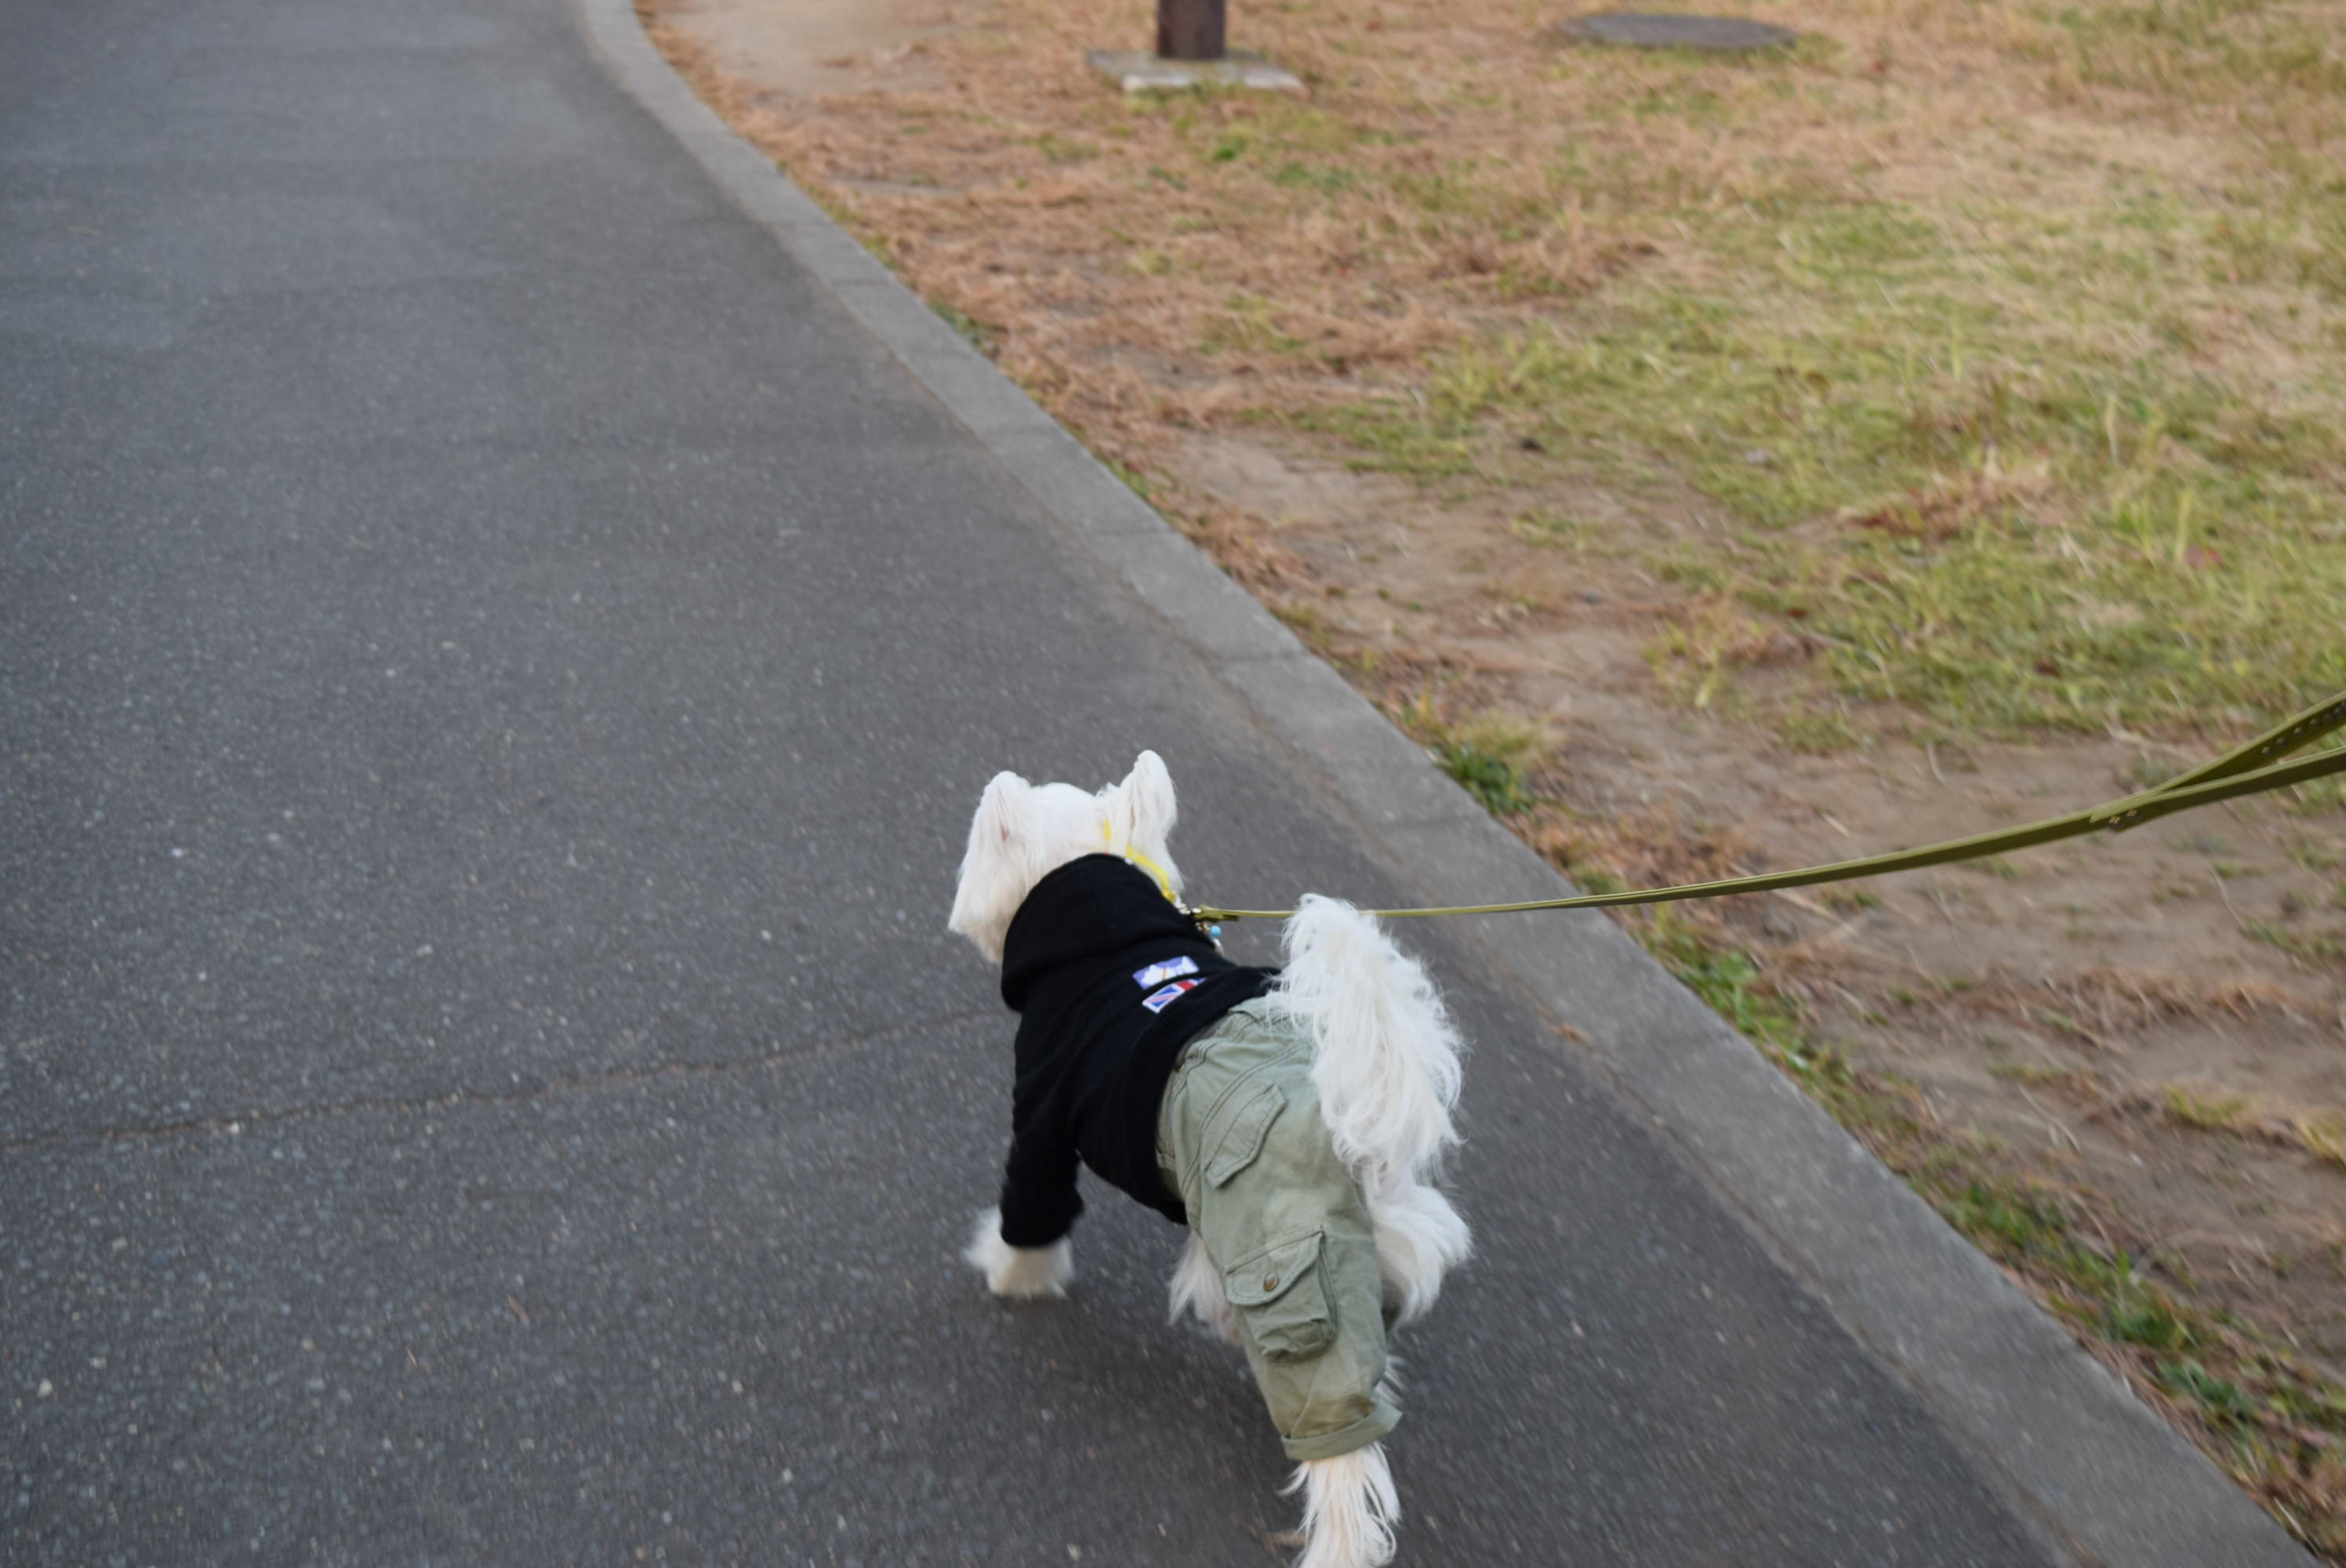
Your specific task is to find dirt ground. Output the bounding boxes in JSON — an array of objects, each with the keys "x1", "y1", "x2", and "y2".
[
  {"x1": 643, "y1": 0, "x2": 2346, "y2": 1546},
  {"x1": 666, "y1": 0, "x2": 968, "y2": 98}
]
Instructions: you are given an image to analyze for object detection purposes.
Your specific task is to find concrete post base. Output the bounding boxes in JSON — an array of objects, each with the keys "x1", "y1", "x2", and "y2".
[{"x1": 1085, "y1": 49, "x2": 1303, "y2": 92}]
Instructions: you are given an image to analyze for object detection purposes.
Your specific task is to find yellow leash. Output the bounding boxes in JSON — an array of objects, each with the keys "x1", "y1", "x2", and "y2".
[{"x1": 1189, "y1": 690, "x2": 2346, "y2": 928}]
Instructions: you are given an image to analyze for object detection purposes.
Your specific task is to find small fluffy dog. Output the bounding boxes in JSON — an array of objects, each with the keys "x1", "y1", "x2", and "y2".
[{"x1": 949, "y1": 751, "x2": 1469, "y2": 1568}]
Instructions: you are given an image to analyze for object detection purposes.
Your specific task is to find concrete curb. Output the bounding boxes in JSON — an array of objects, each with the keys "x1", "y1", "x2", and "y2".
[{"x1": 572, "y1": 6, "x2": 2313, "y2": 1563}]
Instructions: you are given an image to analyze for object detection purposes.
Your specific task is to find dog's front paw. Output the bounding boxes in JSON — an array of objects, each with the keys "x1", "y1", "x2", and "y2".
[{"x1": 963, "y1": 1208, "x2": 1074, "y2": 1299}]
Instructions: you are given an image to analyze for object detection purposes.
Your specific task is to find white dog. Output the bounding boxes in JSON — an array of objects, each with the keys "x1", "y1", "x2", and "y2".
[{"x1": 949, "y1": 751, "x2": 1470, "y2": 1568}]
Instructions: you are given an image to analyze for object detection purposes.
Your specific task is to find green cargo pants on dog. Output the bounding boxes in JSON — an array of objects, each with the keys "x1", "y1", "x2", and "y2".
[{"x1": 1159, "y1": 996, "x2": 1402, "y2": 1462}]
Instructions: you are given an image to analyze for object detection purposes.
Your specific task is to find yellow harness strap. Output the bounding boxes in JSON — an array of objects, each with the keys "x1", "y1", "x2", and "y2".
[{"x1": 1103, "y1": 824, "x2": 1182, "y2": 907}]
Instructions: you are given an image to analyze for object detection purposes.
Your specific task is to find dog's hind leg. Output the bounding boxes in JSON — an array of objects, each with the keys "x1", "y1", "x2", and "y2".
[
  {"x1": 1166, "y1": 1229, "x2": 1240, "y2": 1343},
  {"x1": 1286, "y1": 1442, "x2": 1400, "y2": 1568},
  {"x1": 1364, "y1": 1171, "x2": 1473, "y2": 1327}
]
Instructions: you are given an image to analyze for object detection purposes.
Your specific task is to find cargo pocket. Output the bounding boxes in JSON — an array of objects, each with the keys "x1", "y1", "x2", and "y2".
[
  {"x1": 1203, "y1": 1080, "x2": 1284, "y2": 1189},
  {"x1": 1224, "y1": 1230, "x2": 1335, "y2": 1361}
]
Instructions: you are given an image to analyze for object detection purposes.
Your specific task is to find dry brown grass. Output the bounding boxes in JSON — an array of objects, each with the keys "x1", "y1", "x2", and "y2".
[
  {"x1": 1967, "y1": 966, "x2": 2294, "y2": 1037},
  {"x1": 655, "y1": 0, "x2": 2346, "y2": 736},
  {"x1": 2120, "y1": 1080, "x2": 2346, "y2": 1168}
]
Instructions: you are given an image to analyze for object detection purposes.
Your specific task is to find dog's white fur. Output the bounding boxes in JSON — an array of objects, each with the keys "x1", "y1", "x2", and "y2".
[
  {"x1": 962, "y1": 1207, "x2": 1075, "y2": 1298},
  {"x1": 1285, "y1": 1443, "x2": 1401, "y2": 1568},
  {"x1": 946, "y1": 751, "x2": 1185, "y2": 965},
  {"x1": 1166, "y1": 1229, "x2": 1240, "y2": 1343},
  {"x1": 950, "y1": 752, "x2": 1469, "y2": 1568}
]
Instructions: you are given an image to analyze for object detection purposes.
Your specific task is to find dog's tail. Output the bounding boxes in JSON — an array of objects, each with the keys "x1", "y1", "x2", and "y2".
[
  {"x1": 1269, "y1": 895, "x2": 1463, "y2": 1181},
  {"x1": 1267, "y1": 896, "x2": 1471, "y2": 1321}
]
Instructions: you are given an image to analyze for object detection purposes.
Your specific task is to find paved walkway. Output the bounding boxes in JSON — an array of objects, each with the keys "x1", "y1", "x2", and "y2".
[{"x1": 0, "y1": 1, "x2": 2279, "y2": 1563}]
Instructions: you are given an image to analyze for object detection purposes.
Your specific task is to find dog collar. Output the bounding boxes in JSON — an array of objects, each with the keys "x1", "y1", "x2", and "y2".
[{"x1": 1102, "y1": 824, "x2": 1180, "y2": 908}]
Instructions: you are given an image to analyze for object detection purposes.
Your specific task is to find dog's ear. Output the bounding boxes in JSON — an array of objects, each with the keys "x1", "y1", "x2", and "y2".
[
  {"x1": 1106, "y1": 750, "x2": 1178, "y2": 863},
  {"x1": 949, "y1": 771, "x2": 1034, "y2": 960}
]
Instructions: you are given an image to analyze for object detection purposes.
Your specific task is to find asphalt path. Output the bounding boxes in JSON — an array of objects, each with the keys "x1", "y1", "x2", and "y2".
[{"x1": 4, "y1": 0, "x2": 2079, "y2": 1562}]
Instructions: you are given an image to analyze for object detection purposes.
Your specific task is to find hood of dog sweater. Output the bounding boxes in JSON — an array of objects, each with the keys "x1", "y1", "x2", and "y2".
[
  {"x1": 990, "y1": 855, "x2": 1273, "y2": 1243},
  {"x1": 1000, "y1": 855, "x2": 1213, "y2": 1011}
]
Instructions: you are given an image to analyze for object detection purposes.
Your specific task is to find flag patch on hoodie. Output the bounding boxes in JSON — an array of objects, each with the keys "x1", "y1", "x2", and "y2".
[
  {"x1": 1133, "y1": 956, "x2": 1200, "y2": 989},
  {"x1": 1140, "y1": 978, "x2": 1203, "y2": 1014}
]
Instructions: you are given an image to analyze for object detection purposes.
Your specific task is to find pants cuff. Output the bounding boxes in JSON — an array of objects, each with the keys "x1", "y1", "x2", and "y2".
[{"x1": 1280, "y1": 1399, "x2": 1402, "y2": 1463}]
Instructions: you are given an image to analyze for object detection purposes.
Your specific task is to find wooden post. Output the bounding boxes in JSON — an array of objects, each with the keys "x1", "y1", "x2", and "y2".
[{"x1": 1157, "y1": 0, "x2": 1227, "y2": 60}]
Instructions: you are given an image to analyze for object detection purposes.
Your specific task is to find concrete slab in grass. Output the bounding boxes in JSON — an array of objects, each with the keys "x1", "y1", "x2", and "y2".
[{"x1": 1085, "y1": 48, "x2": 1304, "y2": 93}]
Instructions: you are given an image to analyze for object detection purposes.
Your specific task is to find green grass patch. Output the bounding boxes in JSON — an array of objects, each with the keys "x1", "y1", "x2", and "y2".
[
  {"x1": 1103, "y1": 458, "x2": 1157, "y2": 499},
  {"x1": 2163, "y1": 1083, "x2": 2252, "y2": 1130},
  {"x1": 1325, "y1": 186, "x2": 2346, "y2": 737},
  {"x1": 1512, "y1": 510, "x2": 1622, "y2": 555},
  {"x1": 1200, "y1": 291, "x2": 1313, "y2": 360},
  {"x1": 1636, "y1": 909, "x2": 1866, "y2": 1098},
  {"x1": 930, "y1": 299, "x2": 998, "y2": 353},
  {"x1": 1439, "y1": 742, "x2": 1532, "y2": 814},
  {"x1": 1397, "y1": 700, "x2": 1549, "y2": 815},
  {"x1": 1774, "y1": 706, "x2": 1863, "y2": 754},
  {"x1": 2245, "y1": 920, "x2": 2344, "y2": 964},
  {"x1": 1033, "y1": 131, "x2": 1100, "y2": 165},
  {"x1": 1988, "y1": 1060, "x2": 2079, "y2": 1084}
]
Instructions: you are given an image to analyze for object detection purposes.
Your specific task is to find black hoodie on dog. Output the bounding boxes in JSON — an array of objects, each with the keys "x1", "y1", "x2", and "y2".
[{"x1": 994, "y1": 855, "x2": 1274, "y2": 1247}]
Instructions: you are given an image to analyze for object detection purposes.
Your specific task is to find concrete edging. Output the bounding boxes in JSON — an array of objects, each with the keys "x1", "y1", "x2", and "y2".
[{"x1": 570, "y1": 5, "x2": 2313, "y2": 1563}]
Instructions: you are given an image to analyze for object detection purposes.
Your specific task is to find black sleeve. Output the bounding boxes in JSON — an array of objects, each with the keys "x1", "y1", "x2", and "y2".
[{"x1": 997, "y1": 1100, "x2": 1083, "y2": 1249}]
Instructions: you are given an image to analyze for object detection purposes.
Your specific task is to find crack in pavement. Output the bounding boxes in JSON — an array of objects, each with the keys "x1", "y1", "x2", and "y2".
[{"x1": 0, "y1": 1007, "x2": 998, "y2": 1156}]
